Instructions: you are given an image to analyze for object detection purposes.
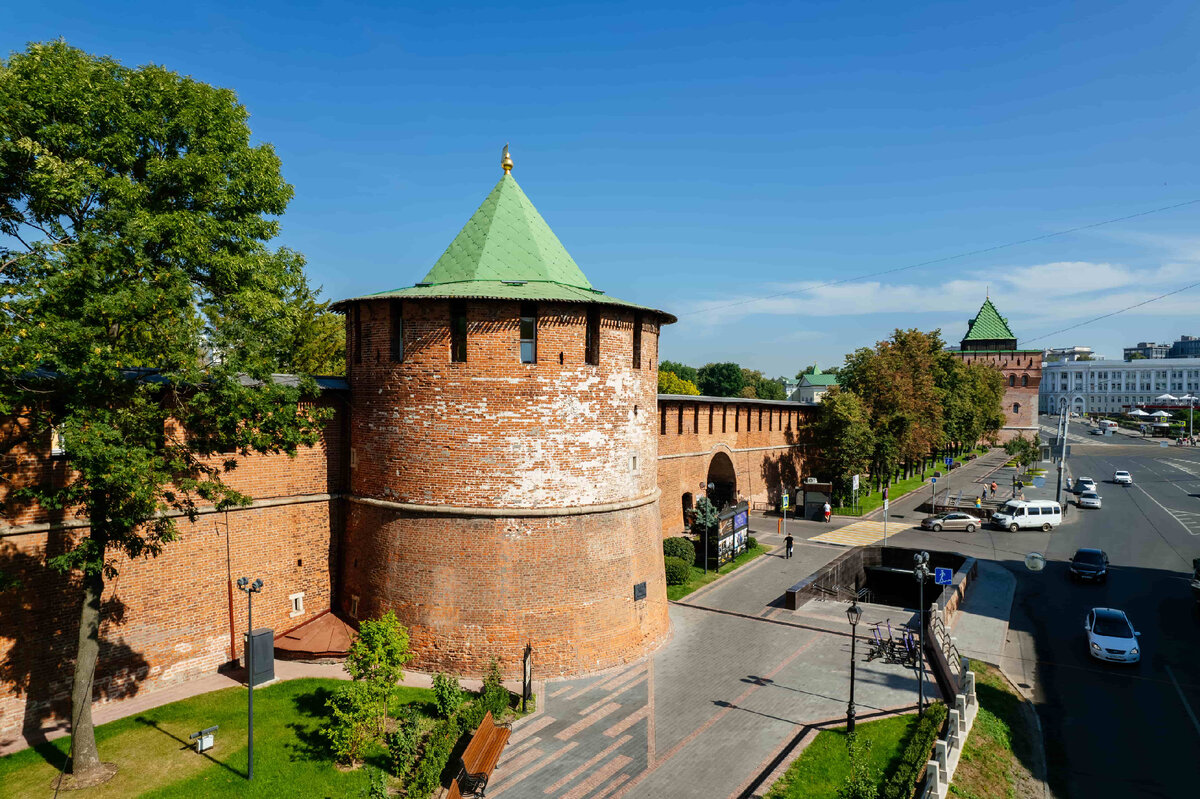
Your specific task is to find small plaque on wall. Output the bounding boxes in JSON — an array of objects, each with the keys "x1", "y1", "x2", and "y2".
[{"x1": 633, "y1": 581, "x2": 647, "y2": 601}]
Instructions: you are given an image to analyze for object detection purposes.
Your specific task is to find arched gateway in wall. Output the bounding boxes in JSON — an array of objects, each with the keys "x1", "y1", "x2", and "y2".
[
  {"x1": 333, "y1": 151, "x2": 676, "y2": 678},
  {"x1": 706, "y1": 451, "x2": 737, "y2": 509}
]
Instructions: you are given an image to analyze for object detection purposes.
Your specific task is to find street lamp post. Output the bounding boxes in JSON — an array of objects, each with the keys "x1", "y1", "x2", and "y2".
[
  {"x1": 912, "y1": 552, "x2": 930, "y2": 716},
  {"x1": 846, "y1": 598, "x2": 862, "y2": 733},
  {"x1": 704, "y1": 482, "x2": 715, "y2": 574},
  {"x1": 236, "y1": 576, "x2": 263, "y2": 780}
]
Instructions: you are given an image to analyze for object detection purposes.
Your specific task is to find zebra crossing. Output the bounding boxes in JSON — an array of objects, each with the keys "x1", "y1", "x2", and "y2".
[{"x1": 808, "y1": 520, "x2": 899, "y2": 546}]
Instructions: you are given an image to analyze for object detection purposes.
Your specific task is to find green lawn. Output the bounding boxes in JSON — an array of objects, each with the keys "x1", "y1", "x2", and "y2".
[
  {"x1": 834, "y1": 472, "x2": 931, "y2": 516},
  {"x1": 0, "y1": 678, "x2": 437, "y2": 799},
  {"x1": 666, "y1": 543, "x2": 769, "y2": 601},
  {"x1": 949, "y1": 661, "x2": 1037, "y2": 799},
  {"x1": 764, "y1": 714, "x2": 920, "y2": 799}
]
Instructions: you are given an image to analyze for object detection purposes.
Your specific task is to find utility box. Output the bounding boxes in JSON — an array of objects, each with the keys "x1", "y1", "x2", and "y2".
[{"x1": 244, "y1": 628, "x2": 275, "y2": 687}]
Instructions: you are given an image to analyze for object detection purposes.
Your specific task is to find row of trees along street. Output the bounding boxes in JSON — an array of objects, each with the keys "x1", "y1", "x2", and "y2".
[
  {"x1": 658, "y1": 360, "x2": 795, "y2": 400},
  {"x1": 811, "y1": 329, "x2": 1006, "y2": 507},
  {"x1": 0, "y1": 42, "x2": 346, "y2": 785}
]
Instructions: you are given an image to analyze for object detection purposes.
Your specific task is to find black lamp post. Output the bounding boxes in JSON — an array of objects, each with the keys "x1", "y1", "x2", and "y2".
[
  {"x1": 912, "y1": 552, "x2": 930, "y2": 716},
  {"x1": 846, "y1": 598, "x2": 861, "y2": 733},
  {"x1": 704, "y1": 482, "x2": 715, "y2": 575},
  {"x1": 236, "y1": 576, "x2": 263, "y2": 779}
]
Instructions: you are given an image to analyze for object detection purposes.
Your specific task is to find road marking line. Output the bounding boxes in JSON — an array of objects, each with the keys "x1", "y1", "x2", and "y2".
[
  {"x1": 1165, "y1": 664, "x2": 1200, "y2": 740},
  {"x1": 1132, "y1": 484, "x2": 1200, "y2": 536}
]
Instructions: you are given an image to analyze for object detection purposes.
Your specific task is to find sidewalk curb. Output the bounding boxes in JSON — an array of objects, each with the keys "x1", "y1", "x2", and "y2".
[{"x1": 996, "y1": 661, "x2": 1052, "y2": 799}]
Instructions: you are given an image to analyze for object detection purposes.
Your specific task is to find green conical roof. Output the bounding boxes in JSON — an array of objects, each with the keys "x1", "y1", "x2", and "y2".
[
  {"x1": 420, "y1": 173, "x2": 593, "y2": 289},
  {"x1": 962, "y1": 298, "x2": 1017, "y2": 342},
  {"x1": 336, "y1": 171, "x2": 674, "y2": 322}
]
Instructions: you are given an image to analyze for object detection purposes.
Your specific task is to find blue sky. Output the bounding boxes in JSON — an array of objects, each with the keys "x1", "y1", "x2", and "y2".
[{"x1": 7, "y1": 1, "x2": 1200, "y2": 376}]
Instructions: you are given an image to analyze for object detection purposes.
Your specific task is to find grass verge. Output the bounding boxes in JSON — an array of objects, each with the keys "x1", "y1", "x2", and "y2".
[
  {"x1": 0, "y1": 677, "x2": 436, "y2": 799},
  {"x1": 666, "y1": 543, "x2": 769, "y2": 601},
  {"x1": 949, "y1": 661, "x2": 1040, "y2": 799},
  {"x1": 833, "y1": 473, "x2": 930, "y2": 516},
  {"x1": 764, "y1": 714, "x2": 919, "y2": 799}
]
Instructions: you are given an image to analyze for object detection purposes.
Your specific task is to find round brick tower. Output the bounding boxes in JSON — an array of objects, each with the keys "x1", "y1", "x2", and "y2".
[{"x1": 334, "y1": 150, "x2": 674, "y2": 677}]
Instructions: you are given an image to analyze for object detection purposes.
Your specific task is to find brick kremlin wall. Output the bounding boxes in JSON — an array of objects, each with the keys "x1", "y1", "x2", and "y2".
[
  {"x1": 656, "y1": 397, "x2": 816, "y2": 535},
  {"x1": 0, "y1": 403, "x2": 346, "y2": 746}
]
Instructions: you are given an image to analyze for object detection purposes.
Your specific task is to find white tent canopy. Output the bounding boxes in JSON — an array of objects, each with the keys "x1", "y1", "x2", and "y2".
[
  {"x1": 1156, "y1": 393, "x2": 1178, "y2": 402},
  {"x1": 1149, "y1": 410, "x2": 1173, "y2": 418},
  {"x1": 1128, "y1": 409, "x2": 1151, "y2": 417}
]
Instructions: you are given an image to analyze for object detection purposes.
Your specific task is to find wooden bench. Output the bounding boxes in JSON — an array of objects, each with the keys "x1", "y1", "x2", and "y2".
[{"x1": 451, "y1": 710, "x2": 511, "y2": 797}]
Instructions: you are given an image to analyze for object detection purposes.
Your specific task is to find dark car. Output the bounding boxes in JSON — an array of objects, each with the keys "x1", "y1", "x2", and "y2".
[
  {"x1": 920, "y1": 512, "x2": 979, "y2": 533},
  {"x1": 1070, "y1": 548, "x2": 1109, "y2": 583}
]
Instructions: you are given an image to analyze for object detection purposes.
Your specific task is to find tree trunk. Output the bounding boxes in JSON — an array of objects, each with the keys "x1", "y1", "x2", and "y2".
[{"x1": 69, "y1": 556, "x2": 105, "y2": 776}]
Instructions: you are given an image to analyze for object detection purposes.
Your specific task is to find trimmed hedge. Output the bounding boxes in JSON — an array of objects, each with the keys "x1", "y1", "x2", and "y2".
[
  {"x1": 747, "y1": 536, "x2": 758, "y2": 551},
  {"x1": 663, "y1": 536, "x2": 696, "y2": 565},
  {"x1": 407, "y1": 714, "x2": 461, "y2": 799},
  {"x1": 880, "y1": 702, "x2": 947, "y2": 799},
  {"x1": 664, "y1": 556, "x2": 690, "y2": 585}
]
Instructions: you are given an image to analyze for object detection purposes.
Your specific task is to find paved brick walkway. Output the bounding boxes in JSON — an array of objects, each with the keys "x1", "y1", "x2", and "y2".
[{"x1": 488, "y1": 544, "x2": 937, "y2": 799}]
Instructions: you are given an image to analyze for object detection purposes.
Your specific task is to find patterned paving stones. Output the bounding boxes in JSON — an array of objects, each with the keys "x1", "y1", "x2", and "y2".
[{"x1": 488, "y1": 544, "x2": 937, "y2": 799}]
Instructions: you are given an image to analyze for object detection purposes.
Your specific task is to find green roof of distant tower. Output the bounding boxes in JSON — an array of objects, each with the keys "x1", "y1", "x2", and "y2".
[
  {"x1": 335, "y1": 147, "x2": 674, "y2": 322},
  {"x1": 962, "y1": 298, "x2": 1017, "y2": 343}
]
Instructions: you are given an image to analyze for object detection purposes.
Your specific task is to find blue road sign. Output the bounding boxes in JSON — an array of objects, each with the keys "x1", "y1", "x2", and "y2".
[
  {"x1": 931, "y1": 477, "x2": 937, "y2": 484},
  {"x1": 944, "y1": 457, "x2": 952, "y2": 467},
  {"x1": 934, "y1": 567, "x2": 953, "y2": 586}
]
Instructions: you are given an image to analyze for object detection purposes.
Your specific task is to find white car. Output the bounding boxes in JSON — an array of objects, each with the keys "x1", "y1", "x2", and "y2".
[
  {"x1": 1078, "y1": 491, "x2": 1102, "y2": 509},
  {"x1": 1113, "y1": 470, "x2": 1133, "y2": 485},
  {"x1": 1073, "y1": 477, "x2": 1097, "y2": 494},
  {"x1": 1084, "y1": 608, "x2": 1141, "y2": 664},
  {"x1": 1090, "y1": 428, "x2": 1105, "y2": 436}
]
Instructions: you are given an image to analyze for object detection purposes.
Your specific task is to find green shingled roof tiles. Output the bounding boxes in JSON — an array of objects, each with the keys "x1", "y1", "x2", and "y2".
[
  {"x1": 962, "y1": 298, "x2": 1017, "y2": 341},
  {"x1": 801, "y1": 373, "x2": 838, "y2": 386},
  {"x1": 419, "y1": 173, "x2": 593, "y2": 289}
]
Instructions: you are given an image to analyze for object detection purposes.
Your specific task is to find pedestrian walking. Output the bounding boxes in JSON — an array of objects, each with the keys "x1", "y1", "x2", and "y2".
[
  {"x1": 976, "y1": 494, "x2": 983, "y2": 509},
  {"x1": 990, "y1": 481, "x2": 998, "y2": 497},
  {"x1": 785, "y1": 533, "x2": 794, "y2": 559},
  {"x1": 823, "y1": 501, "x2": 832, "y2": 523}
]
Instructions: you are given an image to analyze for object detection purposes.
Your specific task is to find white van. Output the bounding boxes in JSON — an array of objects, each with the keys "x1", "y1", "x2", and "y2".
[{"x1": 991, "y1": 499, "x2": 1062, "y2": 532}]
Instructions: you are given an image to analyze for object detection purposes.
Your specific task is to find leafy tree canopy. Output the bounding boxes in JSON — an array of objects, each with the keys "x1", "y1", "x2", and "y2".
[
  {"x1": 658, "y1": 370, "x2": 700, "y2": 395},
  {"x1": 0, "y1": 41, "x2": 328, "y2": 777},
  {"x1": 659, "y1": 360, "x2": 698, "y2": 385},
  {"x1": 811, "y1": 388, "x2": 874, "y2": 503},
  {"x1": 697, "y1": 362, "x2": 745, "y2": 397}
]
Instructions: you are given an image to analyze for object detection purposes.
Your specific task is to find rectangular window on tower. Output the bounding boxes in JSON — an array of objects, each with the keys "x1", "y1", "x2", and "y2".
[
  {"x1": 585, "y1": 308, "x2": 600, "y2": 365},
  {"x1": 450, "y1": 301, "x2": 468, "y2": 362},
  {"x1": 390, "y1": 301, "x2": 404, "y2": 362},
  {"x1": 632, "y1": 312, "x2": 643, "y2": 369},
  {"x1": 520, "y1": 302, "x2": 537, "y2": 363}
]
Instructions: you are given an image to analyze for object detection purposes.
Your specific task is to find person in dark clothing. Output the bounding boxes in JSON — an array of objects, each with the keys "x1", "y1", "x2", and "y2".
[{"x1": 785, "y1": 533, "x2": 794, "y2": 559}]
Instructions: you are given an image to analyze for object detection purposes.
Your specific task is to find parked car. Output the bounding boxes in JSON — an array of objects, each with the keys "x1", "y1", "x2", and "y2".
[
  {"x1": 920, "y1": 512, "x2": 979, "y2": 533},
  {"x1": 1090, "y1": 428, "x2": 1106, "y2": 436},
  {"x1": 1084, "y1": 608, "x2": 1141, "y2": 664},
  {"x1": 1113, "y1": 470, "x2": 1133, "y2": 485},
  {"x1": 990, "y1": 499, "x2": 1062, "y2": 532},
  {"x1": 1078, "y1": 491, "x2": 1102, "y2": 509},
  {"x1": 1073, "y1": 477, "x2": 1097, "y2": 494},
  {"x1": 1069, "y1": 548, "x2": 1109, "y2": 582}
]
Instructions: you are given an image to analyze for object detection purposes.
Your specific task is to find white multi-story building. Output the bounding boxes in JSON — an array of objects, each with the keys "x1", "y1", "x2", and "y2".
[{"x1": 1040, "y1": 358, "x2": 1200, "y2": 414}]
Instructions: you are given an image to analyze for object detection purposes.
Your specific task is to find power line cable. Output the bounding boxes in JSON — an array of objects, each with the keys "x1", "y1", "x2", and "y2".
[
  {"x1": 1017, "y1": 279, "x2": 1200, "y2": 347},
  {"x1": 678, "y1": 197, "x2": 1200, "y2": 317}
]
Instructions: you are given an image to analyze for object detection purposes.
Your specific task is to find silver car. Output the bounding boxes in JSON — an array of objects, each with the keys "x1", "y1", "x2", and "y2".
[{"x1": 1078, "y1": 491, "x2": 1102, "y2": 509}]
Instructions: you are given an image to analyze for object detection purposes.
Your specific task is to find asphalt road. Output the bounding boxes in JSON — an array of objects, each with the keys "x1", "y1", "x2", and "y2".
[{"x1": 883, "y1": 417, "x2": 1200, "y2": 798}]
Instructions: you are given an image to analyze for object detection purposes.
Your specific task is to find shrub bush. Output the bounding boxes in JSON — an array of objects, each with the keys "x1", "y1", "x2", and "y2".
[
  {"x1": 880, "y1": 702, "x2": 947, "y2": 799},
  {"x1": 457, "y1": 698, "x2": 487, "y2": 732},
  {"x1": 664, "y1": 556, "x2": 690, "y2": 585},
  {"x1": 663, "y1": 536, "x2": 696, "y2": 564},
  {"x1": 407, "y1": 715, "x2": 462, "y2": 799},
  {"x1": 432, "y1": 672, "x2": 464, "y2": 718},
  {"x1": 747, "y1": 536, "x2": 758, "y2": 551},
  {"x1": 386, "y1": 705, "x2": 421, "y2": 779},
  {"x1": 323, "y1": 680, "x2": 382, "y2": 765},
  {"x1": 480, "y1": 658, "x2": 511, "y2": 719}
]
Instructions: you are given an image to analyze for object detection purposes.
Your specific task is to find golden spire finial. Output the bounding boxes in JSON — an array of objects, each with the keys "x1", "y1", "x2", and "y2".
[{"x1": 501, "y1": 143, "x2": 513, "y2": 174}]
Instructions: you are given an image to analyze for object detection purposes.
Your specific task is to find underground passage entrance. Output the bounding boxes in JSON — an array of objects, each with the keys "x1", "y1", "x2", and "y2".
[{"x1": 785, "y1": 546, "x2": 967, "y2": 611}]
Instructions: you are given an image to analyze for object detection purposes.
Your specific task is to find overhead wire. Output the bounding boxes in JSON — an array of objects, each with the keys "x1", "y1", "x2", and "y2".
[{"x1": 677, "y1": 197, "x2": 1200, "y2": 318}]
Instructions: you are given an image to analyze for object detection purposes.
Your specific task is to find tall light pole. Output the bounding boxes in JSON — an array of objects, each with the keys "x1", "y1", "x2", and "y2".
[
  {"x1": 846, "y1": 598, "x2": 862, "y2": 733},
  {"x1": 913, "y1": 552, "x2": 930, "y2": 716},
  {"x1": 1184, "y1": 395, "x2": 1196, "y2": 443},
  {"x1": 237, "y1": 576, "x2": 263, "y2": 780},
  {"x1": 1056, "y1": 399, "x2": 1068, "y2": 505}
]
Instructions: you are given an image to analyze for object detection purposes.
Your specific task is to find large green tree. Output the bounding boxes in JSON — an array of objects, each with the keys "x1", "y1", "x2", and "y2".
[
  {"x1": 811, "y1": 388, "x2": 874, "y2": 504},
  {"x1": 0, "y1": 42, "x2": 326, "y2": 780},
  {"x1": 741, "y1": 368, "x2": 786, "y2": 401},
  {"x1": 697, "y1": 362, "x2": 745, "y2": 397},
  {"x1": 659, "y1": 360, "x2": 698, "y2": 385},
  {"x1": 658, "y1": 370, "x2": 700, "y2": 395}
]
